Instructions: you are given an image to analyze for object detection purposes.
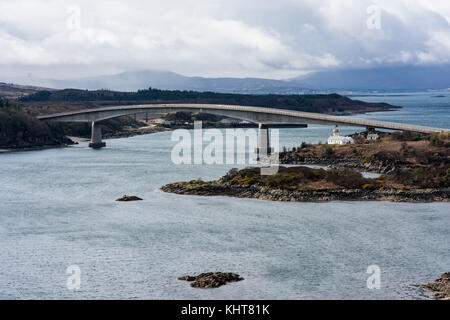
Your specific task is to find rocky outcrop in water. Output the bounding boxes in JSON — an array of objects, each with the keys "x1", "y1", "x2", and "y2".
[
  {"x1": 422, "y1": 272, "x2": 450, "y2": 300},
  {"x1": 178, "y1": 272, "x2": 244, "y2": 288},
  {"x1": 116, "y1": 195, "x2": 143, "y2": 202},
  {"x1": 161, "y1": 181, "x2": 449, "y2": 203}
]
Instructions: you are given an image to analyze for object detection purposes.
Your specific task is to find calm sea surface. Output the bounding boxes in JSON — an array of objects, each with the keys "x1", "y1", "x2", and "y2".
[{"x1": 0, "y1": 93, "x2": 449, "y2": 299}]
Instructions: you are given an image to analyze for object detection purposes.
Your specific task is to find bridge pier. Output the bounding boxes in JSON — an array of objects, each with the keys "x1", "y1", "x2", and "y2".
[
  {"x1": 256, "y1": 123, "x2": 273, "y2": 159},
  {"x1": 88, "y1": 122, "x2": 106, "y2": 149}
]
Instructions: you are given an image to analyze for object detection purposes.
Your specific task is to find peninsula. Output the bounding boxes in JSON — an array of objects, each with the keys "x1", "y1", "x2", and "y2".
[{"x1": 161, "y1": 131, "x2": 450, "y2": 202}]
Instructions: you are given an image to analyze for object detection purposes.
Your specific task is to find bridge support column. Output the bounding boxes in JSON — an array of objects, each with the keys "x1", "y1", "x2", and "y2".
[
  {"x1": 256, "y1": 123, "x2": 273, "y2": 159},
  {"x1": 88, "y1": 122, "x2": 106, "y2": 149}
]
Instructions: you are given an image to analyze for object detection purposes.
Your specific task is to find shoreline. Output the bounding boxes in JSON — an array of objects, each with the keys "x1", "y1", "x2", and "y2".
[
  {"x1": 161, "y1": 181, "x2": 449, "y2": 203},
  {"x1": 0, "y1": 126, "x2": 171, "y2": 154},
  {"x1": 0, "y1": 144, "x2": 73, "y2": 154},
  {"x1": 161, "y1": 132, "x2": 450, "y2": 203}
]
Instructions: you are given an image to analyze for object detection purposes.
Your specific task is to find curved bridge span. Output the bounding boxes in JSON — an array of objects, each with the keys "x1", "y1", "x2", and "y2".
[{"x1": 38, "y1": 103, "x2": 449, "y2": 148}]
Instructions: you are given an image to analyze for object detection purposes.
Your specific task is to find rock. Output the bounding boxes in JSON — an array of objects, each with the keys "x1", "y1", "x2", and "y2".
[
  {"x1": 422, "y1": 272, "x2": 450, "y2": 300},
  {"x1": 178, "y1": 276, "x2": 196, "y2": 281},
  {"x1": 116, "y1": 195, "x2": 143, "y2": 202},
  {"x1": 178, "y1": 272, "x2": 244, "y2": 289}
]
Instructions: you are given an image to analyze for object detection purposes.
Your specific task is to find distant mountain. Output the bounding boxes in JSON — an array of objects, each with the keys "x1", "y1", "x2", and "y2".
[
  {"x1": 3, "y1": 65, "x2": 449, "y2": 94},
  {"x1": 291, "y1": 65, "x2": 450, "y2": 91},
  {"x1": 0, "y1": 82, "x2": 56, "y2": 100},
  {"x1": 44, "y1": 70, "x2": 311, "y2": 94}
]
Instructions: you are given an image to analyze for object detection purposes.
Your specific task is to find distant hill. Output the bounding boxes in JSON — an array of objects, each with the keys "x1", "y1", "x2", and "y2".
[
  {"x1": 3, "y1": 65, "x2": 449, "y2": 95},
  {"x1": 291, "y1": 65, "x2": 450, "y2": 91},
  {"x1": 44, "y1": 70, "x2": 311, "y2": 94},
  {"x1": 19, "y1": 88, "x2": 399, "y2": 116},
  {"x1": 0, "y1": 83, "x2": 55, "y2": 100}
]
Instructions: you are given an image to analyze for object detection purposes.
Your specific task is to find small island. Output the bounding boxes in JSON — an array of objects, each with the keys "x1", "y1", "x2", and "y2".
[
  {"x1": 162, "y1": 131, "x2": 449, "y2": 202},
  {"x1": 178, "y1": 272, "x2": 244, "y2": 289},
  {"x1": 116, "y1": 195, "x2": 143, "y2": 202}
]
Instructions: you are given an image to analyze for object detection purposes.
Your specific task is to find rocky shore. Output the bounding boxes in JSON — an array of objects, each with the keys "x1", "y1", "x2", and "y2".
[
  {"x1": 422, "y1": 272, "x2": 450, "y2": 300},
  {"x1": 178, "y1": 272, "x2": 244, "y2": 288},
  {"x1": 162, "y1": 131, "x2": 449, "y2": 203},
  {"x1": 161, "y1": 180, "x2": 449, "y2": 202}
]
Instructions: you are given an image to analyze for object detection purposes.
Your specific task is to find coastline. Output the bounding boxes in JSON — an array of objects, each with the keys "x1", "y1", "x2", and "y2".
[
  {"x1": 161, "y1": 180, "x2": 449, "y2": 203},
  {"x1": 161, "y1": 131, "x2": 449, "y2": 203},
  {"x1": 0, "y1": 144, "x2": 73, "y2": 154},
  {"x1": 0, "y1": 126, "x2": 171, "y2": 154}
]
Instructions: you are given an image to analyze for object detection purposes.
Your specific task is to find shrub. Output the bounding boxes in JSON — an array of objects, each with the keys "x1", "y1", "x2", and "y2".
[
  {"x1": 401, "y1": 142, "x2": 408, "y2": 150},
  {"x1": 230, "y1": 177, "x2": 256, "y2": 186},
  {"x1": 321, "y1": 145, "x2": 335, "y2": 158},
  {"x1": 429, "y1": 133, "x2": 449, "y2": 147},
  {"x1": 362, "y1": 184, "x2": 378, "y2": 191},
  {"x1": 188, "y1": 180, "x2": 205, "y2": 185},
  {"x1": 441, "y1": 168, "x2": 450, "y2": 187},
  {"x1": 326, "y1": 169, "x2": 369, "y2": 189}
]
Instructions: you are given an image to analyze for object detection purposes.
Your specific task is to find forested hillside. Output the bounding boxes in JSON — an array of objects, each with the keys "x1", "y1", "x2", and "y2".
[
  {"x1": 0, "y1": 99, "x2": 72, "y2": 149},
  {"x1": 19, "y1": 88, "x2": 399, "y2": 115}
]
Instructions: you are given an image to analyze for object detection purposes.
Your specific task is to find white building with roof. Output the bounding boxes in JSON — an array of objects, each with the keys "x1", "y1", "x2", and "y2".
[
  {"x1": 327, "y1": 127, "x2": 354, "y2": 145},
  {"x1": 367, "y1": 132, "x2": 380, "y2": 140}
]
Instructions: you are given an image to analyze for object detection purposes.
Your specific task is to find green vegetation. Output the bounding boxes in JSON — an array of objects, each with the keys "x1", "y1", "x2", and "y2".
[
  {"x1": 281, "y1": 132, "x2": 450, "y2": 189},
  {"x1": 429, "y1": 132, "x2": 450, "y2": 147},
  {"x1": 0, "y1": 98, "x2": 71, "y2": 149},
  {"x1": 221, "y1": 166, "x2": 380, "y2": 191},
  {"x1": 300, "y1": 141, "x2": 310, "y2": 149},
  {"x1": 362, "y1": 184, "x2": 380, "y2": 191},
  {"x1": 321, "y1": 145, "x2": 335, "y2": 158}
]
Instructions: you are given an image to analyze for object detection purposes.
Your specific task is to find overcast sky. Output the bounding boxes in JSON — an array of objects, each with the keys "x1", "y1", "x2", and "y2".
[{"x1": 0, "y1": 0, "x2": 449, "y2": 80}]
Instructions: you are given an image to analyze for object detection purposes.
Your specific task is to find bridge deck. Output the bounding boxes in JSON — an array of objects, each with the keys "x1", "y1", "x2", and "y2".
[{"x1": 38, "y1": 104, "x2": 449, "y2": 134}]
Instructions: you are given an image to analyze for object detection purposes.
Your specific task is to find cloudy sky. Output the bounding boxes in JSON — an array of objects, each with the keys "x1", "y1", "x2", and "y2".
[{"x1": 0, "y1": 0, "x2": 449, "y2": 80}]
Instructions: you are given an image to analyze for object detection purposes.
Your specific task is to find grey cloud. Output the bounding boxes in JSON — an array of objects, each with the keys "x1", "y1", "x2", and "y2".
[{"x1": 0, "y1": 0, "x2": 448, "y2": 80}]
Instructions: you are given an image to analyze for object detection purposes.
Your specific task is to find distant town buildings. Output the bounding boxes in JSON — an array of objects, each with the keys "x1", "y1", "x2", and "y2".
[
  {"x1": 149, "y1": 118, "x2": 173, "y2": 125},
  {"x1": 327, "y1": 127, "x2": 354, "y2": 145}
]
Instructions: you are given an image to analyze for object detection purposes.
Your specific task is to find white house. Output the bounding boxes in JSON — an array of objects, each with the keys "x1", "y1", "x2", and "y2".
[
  {"x1": 367, "y1": 133, "x2": 380, "y2": 140},
  {"x1": 327, "y1": 127, "x2": 354, "y2": 145}
]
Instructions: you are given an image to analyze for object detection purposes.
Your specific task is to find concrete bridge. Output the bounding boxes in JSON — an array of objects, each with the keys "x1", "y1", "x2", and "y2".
[{"x1": 38, "y1": 103, "x2": 449, "y2": 149}]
